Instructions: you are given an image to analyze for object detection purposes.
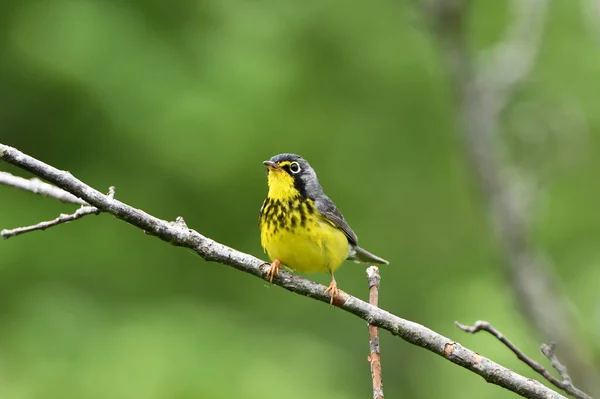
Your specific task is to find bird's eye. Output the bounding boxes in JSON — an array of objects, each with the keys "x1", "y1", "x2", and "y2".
[{"x1": 289, "y1": 162, "x2": 301, "y2": 174}]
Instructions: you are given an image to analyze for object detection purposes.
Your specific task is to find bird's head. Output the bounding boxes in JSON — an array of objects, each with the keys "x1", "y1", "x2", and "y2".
[{"x1": 263, "y1": 153, "x2": 321, "y2": 200}]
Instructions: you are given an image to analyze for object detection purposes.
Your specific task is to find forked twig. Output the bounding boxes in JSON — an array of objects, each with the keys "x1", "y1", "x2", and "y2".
[
  {"x1": 367, "y1": 266, "x2": 384, "y2": 399},
  {"x1": 1, "y1": 186, "x2": 115, "y2": 239},
  {"x1": 456, "y1": 320, "x2": 592, "y2": 399}
]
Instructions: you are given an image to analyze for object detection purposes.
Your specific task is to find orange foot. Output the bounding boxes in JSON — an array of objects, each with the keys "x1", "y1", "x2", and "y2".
[
  {"x1": 324, "y1": 273, "x2": 338, "y2": 305},
  {"x1": 264, "y1": 259, "x2": 281, "y2": 284}
]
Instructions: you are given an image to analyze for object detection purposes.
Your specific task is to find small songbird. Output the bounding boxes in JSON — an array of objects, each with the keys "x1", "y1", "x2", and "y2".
[{"x1": 258, "y1": 153, "x2": 389, "y2": 304}]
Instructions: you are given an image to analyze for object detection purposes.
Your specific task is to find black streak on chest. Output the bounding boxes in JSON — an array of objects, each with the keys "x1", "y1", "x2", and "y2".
[{"x1": 261, "y1": 195, "x2": 315, "y2": 235}]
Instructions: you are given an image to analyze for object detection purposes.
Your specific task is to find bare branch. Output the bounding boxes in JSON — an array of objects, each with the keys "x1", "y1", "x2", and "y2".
[
  {"x1": 1, "y1": 186, "x2": 115, "y2": 240},
  {"x1": 476, "y1": 0, "x2": 550, "y2": 116},
  {"x1": 424, "y1": 0, "x2": 600, "y2": 394},
  {"x1": 0, "y1": 143, "x2": 568, "y2": 399},
  {"x1": 0, "y1": 171, "x2": 87, "y2": 205},
  {"x1": 367, "y1": 266, "x2": 384, "y2": 399},
  {"x1": 456, "y1": 321, "x2": 592, "y2": 399}
]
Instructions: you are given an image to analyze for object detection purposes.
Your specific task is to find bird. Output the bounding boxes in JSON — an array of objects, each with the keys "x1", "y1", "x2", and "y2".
[{"x1": 258, "y1": 153, "x2": 389, "y2": 304}]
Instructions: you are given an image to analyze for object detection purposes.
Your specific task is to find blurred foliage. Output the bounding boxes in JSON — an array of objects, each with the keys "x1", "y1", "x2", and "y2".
[{"x1": 1, "y1": 0, "x2": 599, "y2": 398}]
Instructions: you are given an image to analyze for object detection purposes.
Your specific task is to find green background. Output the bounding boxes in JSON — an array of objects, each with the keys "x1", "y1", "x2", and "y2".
[{"x1": 1, "y1": 0, "x2": 599, "y2": 398}]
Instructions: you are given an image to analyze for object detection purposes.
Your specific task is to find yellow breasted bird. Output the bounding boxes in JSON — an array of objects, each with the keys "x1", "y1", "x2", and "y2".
[{"x1": 259, "y1": 153, "x2": 388, "y2": 304}]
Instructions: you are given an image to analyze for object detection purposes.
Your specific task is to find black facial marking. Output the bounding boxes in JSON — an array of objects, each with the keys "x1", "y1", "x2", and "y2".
[
  {"x1": 278, "y1": 164, "x2": 308, "y2": 198},
  {"x1": 293, "y1": 176, "x2": 308, "y2": 198}
]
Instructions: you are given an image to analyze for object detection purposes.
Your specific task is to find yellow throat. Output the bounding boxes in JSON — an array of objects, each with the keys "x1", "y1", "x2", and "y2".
[{"x1": 266, "y1": 161, "x2": 299, "y2": 200}]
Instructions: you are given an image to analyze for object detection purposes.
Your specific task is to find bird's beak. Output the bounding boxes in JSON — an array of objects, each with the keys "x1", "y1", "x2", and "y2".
[{"x1": 263, "y1": 160, "x2": 282, "y2": 171}]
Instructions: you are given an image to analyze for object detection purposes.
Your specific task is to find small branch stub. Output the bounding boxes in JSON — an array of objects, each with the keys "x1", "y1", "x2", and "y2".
[{"x1": 367, "y1": 266, "x2": 384, "y2": 399}]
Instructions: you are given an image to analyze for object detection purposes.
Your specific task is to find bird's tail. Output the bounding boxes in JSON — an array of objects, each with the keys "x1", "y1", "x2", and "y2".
[{"x1": 348, "y1": 246, "x2": 389, "y2": 265}]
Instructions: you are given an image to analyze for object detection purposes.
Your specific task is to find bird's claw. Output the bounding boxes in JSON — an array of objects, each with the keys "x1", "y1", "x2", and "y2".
[
  {"x1": 324, "y1": 279, "x2": 339, "y2": 305},
  {"x1": 264, "y1": 259, "x2": 281, "y2": 284}
]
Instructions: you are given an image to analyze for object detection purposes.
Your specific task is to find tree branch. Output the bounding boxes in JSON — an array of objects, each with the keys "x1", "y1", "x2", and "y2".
[
  {"x1": 367, "y1": 266, "x2": 384, "y2": 399},
  {"x1": 456, "y1": 321, "x2": 592, "y2": 399},
  {"x1": 0, "y1": 171, "x2": 87, "y2": 205},
  {"x1": 0, "y1": 143, "x2": 568, "y2": 399}
]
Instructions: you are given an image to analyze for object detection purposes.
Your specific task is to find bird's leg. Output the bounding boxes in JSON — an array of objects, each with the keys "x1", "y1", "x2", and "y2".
[
  {"x1": 264, "y1": 259, "x2": 281, "y2": 284},
  {"x1": 324, "y1": 270, "x2": 339, "y2": 305}
]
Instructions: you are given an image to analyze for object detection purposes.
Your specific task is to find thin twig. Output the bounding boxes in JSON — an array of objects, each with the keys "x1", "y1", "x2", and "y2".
[
  {"x1": 456, "y1": 320, "x2": 592, "y2": 399},
  {"x1": 0, "y1": 143, "x2": 567, "y2": 399},
  {"x1": 542, "y1": 344, "x2": 572, "y2": 385},
  {"x1": 367, "y1": 266, "x2": 384, "y2": 399},
  {"x1": 0, "y1": 171, "x2": 87, "y2": 205},
  {"x1": 1, "y1": 186, "x2": 115, "y2": 240},
  {"x1": 2, "y1": 206, "x2": 99, "y2": 239}
]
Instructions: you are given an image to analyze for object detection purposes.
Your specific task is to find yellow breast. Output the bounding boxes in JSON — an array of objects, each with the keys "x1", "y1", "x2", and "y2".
[{"x1": 259, "y1": 197, "x2": 349, "y2": 274}]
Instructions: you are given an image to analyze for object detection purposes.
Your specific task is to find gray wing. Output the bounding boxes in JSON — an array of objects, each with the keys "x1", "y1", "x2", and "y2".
[{"x1": 315, "y1": 196, "x2": 358, "y2": 246}]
